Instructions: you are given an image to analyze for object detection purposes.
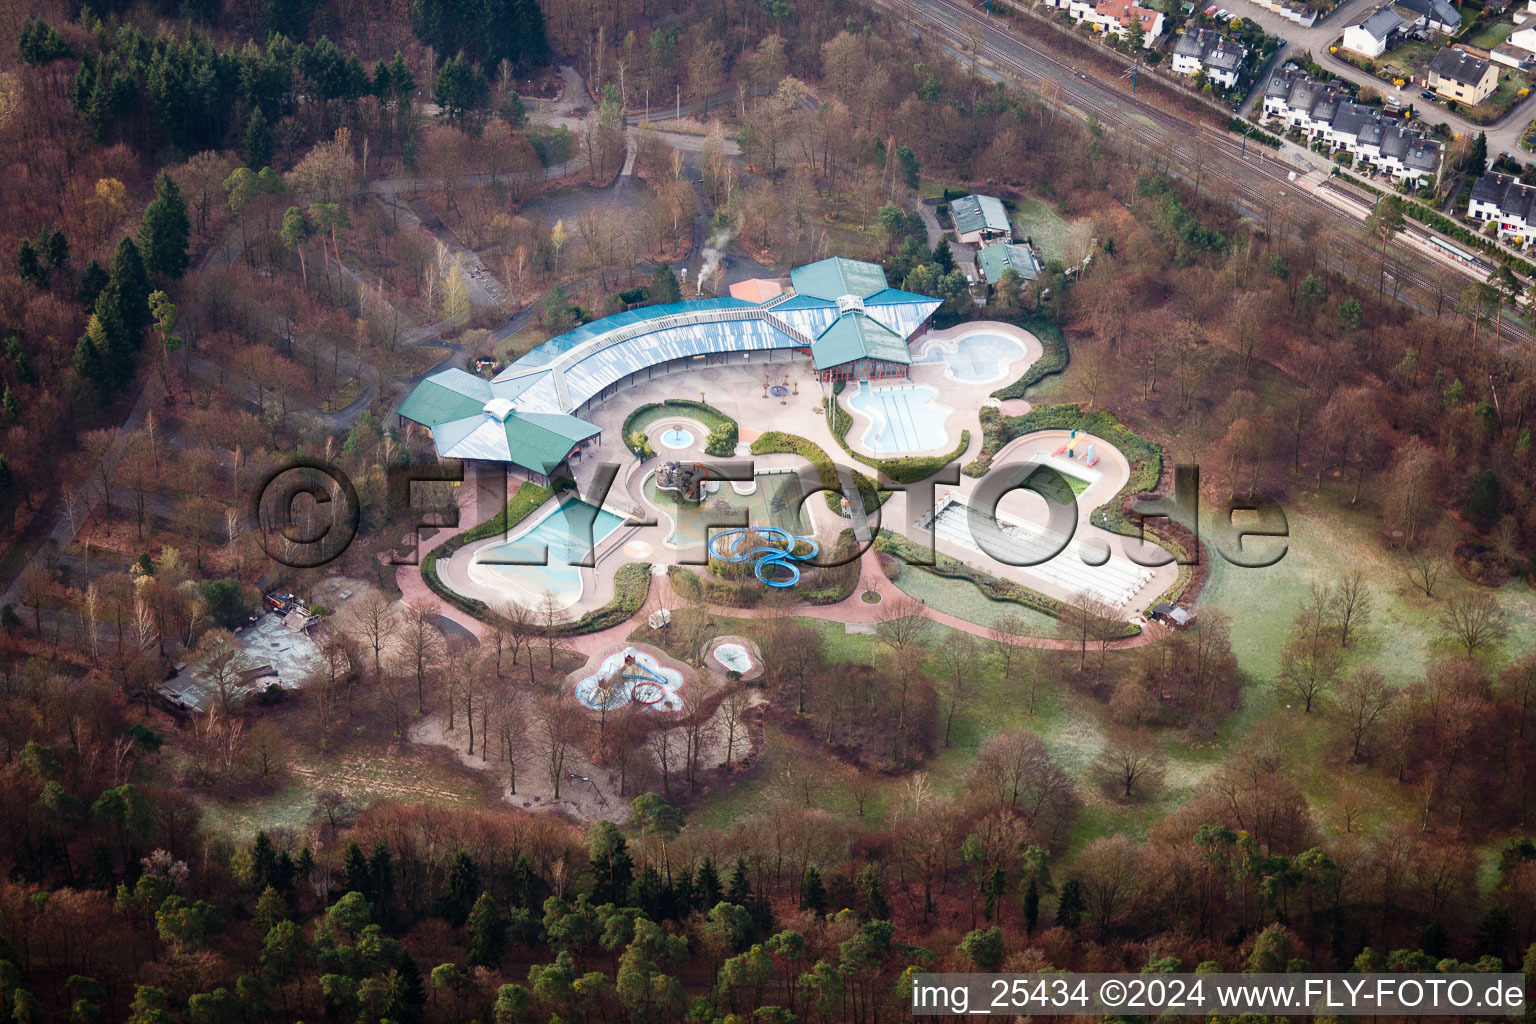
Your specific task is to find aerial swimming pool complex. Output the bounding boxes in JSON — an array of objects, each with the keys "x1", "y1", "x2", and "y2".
[{"x1": 398, "y1": 252, "x2": 1174, "y2": 632}]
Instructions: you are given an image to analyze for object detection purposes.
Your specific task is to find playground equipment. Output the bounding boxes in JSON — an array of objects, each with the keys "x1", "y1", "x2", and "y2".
[
  {"x1": 710, "y1": 526, "x2": 820, "y2": 587},
  {"x1": 1085, "y1": 444, "x2": 1098, "y2": 467},
  {"x1": 575, "y1": 647, "x2": 685, "y2": 711},
  {"x1": 656, "y1": 460, "x2": 714, "y2": 503}
]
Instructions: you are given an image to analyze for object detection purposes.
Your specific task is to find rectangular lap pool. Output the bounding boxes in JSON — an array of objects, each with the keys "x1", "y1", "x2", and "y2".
[{"x1": 847, "y1": 382, "x2": 950, "y2": 455}]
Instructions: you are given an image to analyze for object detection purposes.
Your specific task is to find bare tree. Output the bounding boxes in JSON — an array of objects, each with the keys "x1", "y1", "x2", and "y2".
[
  {"x1": 1275, "y1": 633, "x2": 1342, "y2": 713},
  {"x1": 194, "y1": 629, "x2": 255, "y2": 716},
  {"x1": 720, "y1": 687, "x2": 754, "y2": 766},
  {"x1": 936, "y1": 632, "x2": 980, "y2": 747},
  {"x1": 345, "y1": 592, "x2": 398, "y2": 678},
  {"x1": 1438, "y1": 591, "x2": 1510, "y2": 659},
  {"x1": 1091, "y1": 736, "x2": 1166, "y2": 800},
  {"x1": 1333, "y1": 667, "x2": 1393, "y2": 761},
  {"x1": 540, "y1": 689, "x2": 583, "y2": 800},
  {"x1": 535, "y1": 591, "x2": 569, "y2": 670},
  {"x1": 1331, "y1": 570, "x2": 1373, "y2": 648},
  {"x1": 400, "y1": 601, "x2": 446, "y2": 714},
  {"x1": 1403, "y1": 548, "x2": 1447, "y2": 598},
  {"x1": 647, "y1": 725, "x2": 676, "y2": 797},
  {"x1": 874, "y1": 596, "x2": 933, "y2": 747}
]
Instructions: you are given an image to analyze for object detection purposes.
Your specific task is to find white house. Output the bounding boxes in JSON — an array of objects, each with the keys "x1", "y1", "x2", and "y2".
[
  {"x1": 1262, "y1": 66, "x2": 1443, "y2": 185},
  {"x1": 1341, "y1": 0, "x2": 1462, "y2": 57},
  {"x1": 1341, "y1": 6, "x2": 1406, "y2": 57},
  {"x1": 1468, "y1": 172, "x2": 1536, "y2": 246},
  {"x1": 1171, "y1": 28, "x2": 1250, "y2": 88},
  {"x1": 1043, "y1": 0, "x2": 1164, "y2": 45}
]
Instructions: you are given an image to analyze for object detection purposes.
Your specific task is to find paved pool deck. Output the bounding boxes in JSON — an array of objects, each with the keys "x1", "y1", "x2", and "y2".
[{"x1": 393, "y1": 320, "x2": 1177, "y2": 639}]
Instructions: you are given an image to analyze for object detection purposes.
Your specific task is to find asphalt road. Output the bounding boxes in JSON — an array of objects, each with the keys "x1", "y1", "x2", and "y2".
[{"x1": 1226, "y1": 0, "x2": 1536, "y2": 155}]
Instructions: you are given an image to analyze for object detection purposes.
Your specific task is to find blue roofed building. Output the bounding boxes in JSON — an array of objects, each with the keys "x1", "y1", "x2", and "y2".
[{"x1": 397, "y1": 257, "x2": 940, "y2": 480}]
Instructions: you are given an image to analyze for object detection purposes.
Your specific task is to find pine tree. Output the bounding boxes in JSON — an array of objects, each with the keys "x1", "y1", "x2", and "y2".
[
  {"x1": 1056, "y1": 878, "x2": 1084, "y2": 929},
  {"x1": 243, "y1": 108, "x2": 273, "y2": 169},
  {"x1": 696, "y1": 858, "x2": 723, "y2": 910},
  {"x1": 78, "y1": 260, "x2": 108, "y2": 309},
  {"x1": 650, "y1": 263, "x2": 682, "y2": 304},
  {"x1": 139, "y1": 173, "x2": 190, "y2": 280},
  {"x1": 251, "y1": 832, "x2": 277, "y2": 889},
  {"x1": 931, "y1": 240, "x2": 955, "y2": 274},
  {"x1": 16, "y1": 241, "x2": 46, "y2": 289},
  {"x1": 799, "y1": 866, "x2": 828, "y2": 914},
  {"x1": 383, "y1": 954, "x2": 426, "y2": 1024},
  {"x1": 340, "y1": 841, "x2": 369, "y2": 896},
  {"x1": 727, "y1": 856, "x2": 751, "y2": 904},
  {"x1": 359, "y1": 845, "x2": 387, "y2": 902},
  {"x1": 858, "y1": 865, "x2": 890, "y2": 921},
  {"x1": 40, "y1": 228, "x2": 69, "y2": 269},
  {"x1": 435, "y1": 53, "x2": 488, "y2": 124},
  {"x1": 1023, "y1": 878, "x2": 1040, "y2": 935},
  {"x1": 1469, "y1": 131, "x2": 1489, "y2": 178},
  {"x1": 106, "y1": 237, "x2": 151, "y2": 339},
  {"x1": 443, "y1": 851, "x2": 479, "y2": 926},
  {"x1": 4, "y1": 332, "x2": 34, "y2": 385},
  {"x1": 465, "y1": 893, "x2": 505, "y2": 967},
  {"x1": 2, "y1": 387, "x2": 18, "y2": 424}
]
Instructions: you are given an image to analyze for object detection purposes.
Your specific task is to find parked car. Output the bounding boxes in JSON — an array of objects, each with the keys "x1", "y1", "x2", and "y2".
[{"x1": 1420, "y1": 89, "x2": 1436, "y2": 100}]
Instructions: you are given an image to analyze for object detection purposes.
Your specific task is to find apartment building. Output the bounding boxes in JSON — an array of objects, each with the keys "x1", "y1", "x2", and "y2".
[{"x1": 1261, "y1": 66, "x2": 1443, "y2": 184}]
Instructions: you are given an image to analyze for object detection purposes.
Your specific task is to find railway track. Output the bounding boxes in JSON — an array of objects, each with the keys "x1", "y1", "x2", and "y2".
[{"x1": 880, "y1": 0, "x2": 1533, "y2": 348}]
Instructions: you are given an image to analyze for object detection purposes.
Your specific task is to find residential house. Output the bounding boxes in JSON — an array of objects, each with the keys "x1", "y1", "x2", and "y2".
[
  {"x1": 1341, "y1": 0, "x2": 1462, "y2": 57},
  {"x1": 950, "y1": 194, "x2": 1013, "y2": 245},
  {"x1": 1042, "y1": 0, "x2": 1164, "y2": 46},
  {"x1": 1426, "y1": 47, "x2": 1499, "y2": 104},
  {"x1": 1243, "y1": 0, "x2": 1319, "y2": 27},
  {"x1": 1094, "y1": 0, "x2": 1165, "y2": 43},
  {"x1": 1468, "y1": 172, "x2": 1536, "y2": 245},
  {"x1": 1342, "y1": 6, "x2": 1408, "y2": 57},
  {"x1": 976, "y1": 242, "x2": 1044, "y2": 291},
  {"x1": 1171, "y1": 27, "x2": 1250, "y2": 88},
  {"x1": 1395, "y1": 0, "x2": 1463, "y2": 34},
  {"x1": 1262, "y1": 66, "x2": 1443, "y2": 184}
]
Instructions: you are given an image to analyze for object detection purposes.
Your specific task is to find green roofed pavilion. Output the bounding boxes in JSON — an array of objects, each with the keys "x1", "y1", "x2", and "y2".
[
  {"x1": 789, "y1": 257, "x2": 892, "y2": 302},
  {"x1": 809, "y1": 312, "x2": 911, "y2": 370}
]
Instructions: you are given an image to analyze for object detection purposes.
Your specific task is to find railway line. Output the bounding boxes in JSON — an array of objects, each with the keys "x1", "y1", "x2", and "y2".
[{"x1": 880, "y1": 0, "x2": 1533, "y2": 347}]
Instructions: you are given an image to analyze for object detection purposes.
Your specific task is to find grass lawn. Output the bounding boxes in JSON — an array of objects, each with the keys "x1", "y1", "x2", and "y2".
[
  {"x1": 197, "y1": 747, "x2": 487, "y2": 837},
  {"x1": 496, "y1": 323, "x2": 552, "y2": 362},
  {"x1": 1467, "y1": 21, "x2": 1515, "y2": 49},
  {"x1": 1011, "y1": 197, "x2": 1093, "y2": 264},
  {"x1": 657, "y1": 478, "x2": 1536, "y2": 880},
  {"x1": 1463, "y1": 71, "x2": 1532, "y2": 124},
  {"x1": 887, "y1": 565, "x2": 1062, "y2": 635}
]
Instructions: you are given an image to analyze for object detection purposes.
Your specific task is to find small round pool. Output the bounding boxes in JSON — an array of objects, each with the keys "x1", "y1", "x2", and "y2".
[
  {"x1": 714, "y1": 642, "x2": 755, "y2": 674},
  {"x1": 660, "y1": 426, "x2": 695, "y2": 449}
]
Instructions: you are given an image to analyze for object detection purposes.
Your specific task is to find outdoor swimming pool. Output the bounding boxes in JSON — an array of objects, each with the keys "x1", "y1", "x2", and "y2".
[
  {"x1": 467, "y1": 499, "x2": 627, "y2": 605},
  {"x1": 917, "y1": 331, "x2": 1025, "y2": 383},
  {"x1": 847, "y1": 382, "x2": 950, "y2": 455},
  {"x1": 926, "y1": 493, "x2": 1156, "y2": 612}
]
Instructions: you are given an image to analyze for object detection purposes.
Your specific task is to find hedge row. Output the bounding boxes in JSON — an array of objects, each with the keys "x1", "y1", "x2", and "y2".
[
  {"x1": 872, "y1": 529, "x2": 1141, "y2": 639},
  {"x1": 423, "y1": 550, "x2": 652, "y2": 637},
  {"x1": 1338, "y1": 170, "x2": 1536, "y2": 279},
  {"x1": 563, "y1": 563, "x2": 652, "y2": 634},
  {"x1": 419, "y1": 482, "x2": 554, "y2": 621},
  {"x1": 991, "y1": 317, "x2": 1069, "y2": 400},
  {"x1": 963, "y1": 404, "x2": 1163, "y2": 538},
  {"x1": 825, "y1": 392, "x2": 971, "y2": 483},
  {"x1": 622, "y1": 399, "x2": 740, "y2": 458},
  {"x1": 749, "y1": 431, "x2": 886, "y2": 514},
  {"x1": 1228, "y1": 118, "x2": 1281, "y2": 149}
]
